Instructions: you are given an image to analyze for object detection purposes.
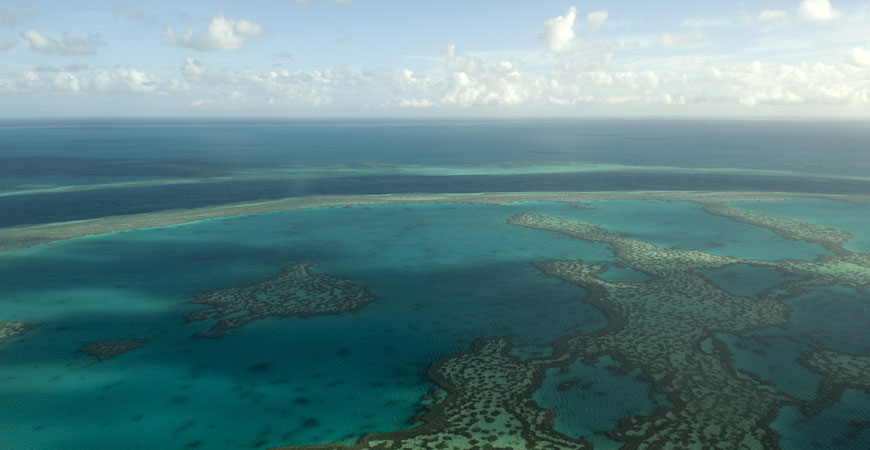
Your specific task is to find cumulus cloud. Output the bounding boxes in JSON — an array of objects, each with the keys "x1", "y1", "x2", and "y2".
[
  {"x1": 113, "y1": 4, "x2": 158, "y2": 24},
  {"x1": 0, "y1": 37, "x2": 17, "y2": 50},
  {"x1": 704, "y1": 59, "x2": 870, "y2": 106},
  {"x1": 542, "y1": 7, "x2": 579, "y2": 54},
  {"x1": 382, "y1": 44, "x2": 870, "y2": 111},
  {"x1": 660, "y1": 31, "x2": 705, "y2": 47},
  {"x1": 798, "y1": 0, "x2": 842, "y2": 22},
  {"x1": 4, "y1": 38, "x2": 870, "y2": 114},
  {"x1": 20, "y1": 29, "x2": 104, "y2": 55},
  {"x1": 437, "y1": 45, "x2": 546, "y2": 106},
  {"x1": 849, "y1": 46, "x2": 870, "y2": 67},
  {"x1": 758, "y1": 10, "x2": 790, "y2": 22},
  {"x1": 182, "y1": 57, "x2": 207, "y2": 79},
  {"x1": 586, "y1": 10, "x2": 609, "y2": 29},
  {"x1": 0, "y1": 2, "x2": 37, "y2": 27},
  {"x1": 0, "y1": 66, "x2": 179, "y2": 96},
  {"x1": 177, "y1": 57, "x2": 356, "y2": 107},
  {"x1": 385, "y1": 45, "x2": 687, "y2": 109},
  {"x1": 163, "y1": 12, "x2": 264, "y2": 51}
]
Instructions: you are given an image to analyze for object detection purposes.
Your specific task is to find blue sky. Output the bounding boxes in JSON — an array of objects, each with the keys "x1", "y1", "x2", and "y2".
[{"x1": 1, "y1": 0, "x2": 869, "y2": 117}]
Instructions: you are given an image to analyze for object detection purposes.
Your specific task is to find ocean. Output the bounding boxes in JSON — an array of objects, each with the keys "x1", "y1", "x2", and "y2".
[{"x1": 0, "y1": 120, "x2": 868, "y2": 450}]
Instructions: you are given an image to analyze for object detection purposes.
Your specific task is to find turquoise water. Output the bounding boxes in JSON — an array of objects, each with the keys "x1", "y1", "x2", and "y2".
[
  {"x1": 730, "y1": 199, "x2": 870, "y2": 253},
  {"x1": 534, "y1": 356, "x2": 666, "y2": 449},
  {"x1": 2, "y1": 202, "x2": 616, "y2": 449},
  {"x1": 2, "y1": 139, "x2": 870, "y2": 450},
  {"x1": 722, "y1": 283, "x2": 870, "y2": 448},
  {"x1": 718, "y1": 332, "x2": 823, "y2": 401},
  {"x1": 535, "y1": 200, "x2": 830, "y2": 261},
  {"x1": 698, "y1": 264, "x2": 798, "y2": 298},
  {"x1": 599, "y1": 266, "x2": 652, "y2": 283},
  {"x1": 774, "y1": 390, "x2": 870, "y2": 450},
  {"x1": 2, "y1": 199, "x2": 869, "y2": 448}
]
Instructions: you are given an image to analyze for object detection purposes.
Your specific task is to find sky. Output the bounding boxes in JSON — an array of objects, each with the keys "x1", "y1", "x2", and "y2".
[{"x1": 1, "y1": 0, "x2": 869, "y2": 118}]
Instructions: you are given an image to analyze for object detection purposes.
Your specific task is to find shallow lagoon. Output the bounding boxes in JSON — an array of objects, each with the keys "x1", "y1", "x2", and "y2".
[
  {"x1": 2, "y1": 196, "x2": 869, "y2": 449},
  {"x1": 3, "y1": 202, "x2": 613, "y2": 449}
]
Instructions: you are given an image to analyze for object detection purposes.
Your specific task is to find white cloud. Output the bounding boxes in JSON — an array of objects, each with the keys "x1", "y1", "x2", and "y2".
[
  {"x1": 182, "y1": 57, "x2": 207, "y2": 79},
  {"x1": 0, "y1": 37, "x2": 17, "y2": 50},
  {"x1": 4, "y1": 38, "x2": 870, "y2": 115},
  {"x1": 20, "y1": 29, "x2": 104, "y2": 55},
  {"x1": 704, "y1": 60, "x2": 870, "y2": 106},
  {"x1": 113, "y1": 4, "x2": 158, "y2": 24},
  {"x1": 163, "y1": 12, "x2": 264, "y2": 51},
  {"x1": 542, "y1": 7, "x2": 579, "y2": 54},
  {"x1": 798, "y1": 0, "x2": 842, "y2": 22},
  {"x1": 111, "y1": 67, "x2": 161, "y2": 92},
  {"x1": 849, "y1": 46, "x2": 870, "y2": 67},
  {"x1": 586, "y1": 10, "x2": 609, "y2": 29},
  {"x1": 384, "y1": 44, "x2": 870, "y2": 111},
  {"x1": 0, "y1": 2, "x2": 37, "y2": 27},
  {"x1": 0, "y1": 66, "x2": 179, "y2": 96},
  {"x1": 660, "y1": 31, "x2": 705, "y2": 47},
  {"x1": 437, "y1": 45, "x2": 546, "y2": 107},
  {"x1": 758, "y1": 10, "x2": 790, "y2": 22},
  {"x1": 51, "y1": 71, "x2": 80, "y2": 92},
  {"x1": 178, "y1": 57, "x2": 357, "y2": 107}
]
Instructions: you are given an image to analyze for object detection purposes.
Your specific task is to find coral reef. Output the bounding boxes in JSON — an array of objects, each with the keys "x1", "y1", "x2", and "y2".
[
  {"x1": 277, "y1": 202, "x2": 870, "y2": 449},
  {"x1": 189, "y1": 263, "x2": 376, "y2": 338},
  {"x1": 81, "y1": 338, "x2": 146, "y2": 360},
  {"x1": 510, "y1": 214, "x2": 793, "y2": 449},
  {"x1": 700, "y1": 202, "x2": 870, "y2": 292},
  {"x1": 701, "y1": 203, "x2": 852, "y2": 251},
  {"x1": 801, "y1": 348, "x2": 870, "y2": 415},
  {"x1": 0, "y1": 321, "x2": 37, "y2": 345},
  {"x1": 273, "y1": 337, "x2": 591, "y2": 450},
  {"x1": 4, "y1": 192, "x2": 869, "y2": 448}
]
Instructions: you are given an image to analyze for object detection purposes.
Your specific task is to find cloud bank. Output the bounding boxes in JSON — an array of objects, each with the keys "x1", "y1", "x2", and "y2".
[
  {"x1": 20, "y1": 29, "x2": 104, "y2": 55},
  {"x1": 1, "y1": 3, "x2": 868, "y2": 116}
]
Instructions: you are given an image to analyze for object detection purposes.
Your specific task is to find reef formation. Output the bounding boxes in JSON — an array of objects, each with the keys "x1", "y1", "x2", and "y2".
[
  {"x1": 274, "y1": 337, "x2": 591, "y2": 450},
  {"x1": 189, "y1": 262, "x2": 377, "y2": 338},
  {"x1": 276, "y1": 200, "x2": 870, "y2": 450},
  {"x1": 802, "y1": 348, "x2": 870, "y2": 416},
  {"x1": 509, "y1": 213, "x2": 792, "y2": 449},
  {"x1": 0, "y1": 321, "x2": 37, "y2": 345},
  {"x1": 81, "y1": 338, "x2": 146, "y2": 360}
]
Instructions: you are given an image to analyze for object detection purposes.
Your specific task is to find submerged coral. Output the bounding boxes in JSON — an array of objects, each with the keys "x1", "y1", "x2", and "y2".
[
  {"x1": 189, "y1": 262, "x2": 376, "y2": 338},
  {"x1": 802, "y1": 348, "x2": 870, "y2": 415},
  {"x1": 510, "y1": 213, "x2": 793, "y2": 449},
  {"x1": 274, "y1": 337, "x2": 591, "y2": 450},
  {"x1": 82, "y1": 338, "x2": 146, "y2": 360},
  {"x1": 277, "y1": 201, "x2": 870, "y2": 450},
  {"x1": 0, "y1": 321, "x2": 37, "y2": 345}
]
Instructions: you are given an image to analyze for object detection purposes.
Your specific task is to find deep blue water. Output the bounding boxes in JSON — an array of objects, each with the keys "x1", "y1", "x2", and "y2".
[
  {"x1": 4, "y1": 172, "x2": 870, "y2": 228},
  {"x1": 3, "y1": 120, "x2": 870, "y2": 174}
]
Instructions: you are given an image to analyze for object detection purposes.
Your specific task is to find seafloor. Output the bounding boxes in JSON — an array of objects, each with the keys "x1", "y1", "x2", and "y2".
[{"x1": 1, "y1": 192, "x2": 869, "y2": 450}]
